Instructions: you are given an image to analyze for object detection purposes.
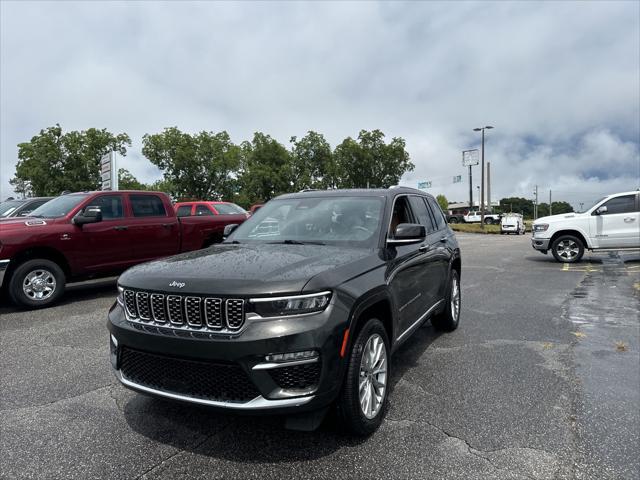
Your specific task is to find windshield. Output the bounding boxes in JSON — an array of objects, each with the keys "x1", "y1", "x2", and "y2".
[
  {"x1": 0, "y1": 200, "x2": 25, "y2": 217},
  {"x1": 214, "y1": 203, "x2": 247, "y2": 215},
  {"x1": 29, "y1": 194, "x2": 89, "y2": 218},
  {"x1": 228, "y1": 196, "x2": 385, "y2": 248}
]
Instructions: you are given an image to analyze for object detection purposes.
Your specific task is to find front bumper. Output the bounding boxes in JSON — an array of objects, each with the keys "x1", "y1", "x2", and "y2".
[
  {"x1": 108, "y1": 299, "x2": 349, "y2": 414},
  {"x1": 531, "y1": 236, "x2": 551, "y2": 252},
  {"x1": 0, "y1": 259, "x2": 9, "y2": 288}
]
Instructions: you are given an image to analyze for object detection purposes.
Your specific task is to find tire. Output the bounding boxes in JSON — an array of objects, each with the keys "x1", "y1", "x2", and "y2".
[
  {"x1": 449, "y1": 218, "x2": 458, "y2": 224},
  {"x1": 431, "y1": 269, "x2": 461, "y2": 332},
  {"x1": 8, "y1": 259, "x2": 66, "y2": 309},
  {"x1": 485, "y1": 218, "x2": 493, "y2": 225},
  {"x1": 551, "y1": 235, "x2": 584, "y2": 263},
  {"x1": 337, "y1": 318, "x2": 390, "y2": 436}
]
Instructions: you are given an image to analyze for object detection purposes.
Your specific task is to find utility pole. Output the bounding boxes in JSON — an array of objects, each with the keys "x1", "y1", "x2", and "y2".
[
  {"x1": 487, "y1": 162, "x2": 491, "y2": 213},
  {"x1": 468, "y1": 164, "x2": 473, "y2": 210},
  {"x1": 549, "y1": 190, "x2": 552, "y2": 216},
  {"x1": 533, "y1": 185, "x2": 539, "y2": 220},
  {"x1": 473, "y1": 126, "x2": 494, "y2": 229}
]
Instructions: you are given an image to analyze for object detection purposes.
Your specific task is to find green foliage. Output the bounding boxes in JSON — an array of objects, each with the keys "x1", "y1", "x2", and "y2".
[
  {"x1": 142, "y1": 127, "x2": 241, "y2": 201},
  {"x1": 499, "y1": 197, "x2": 535, "y2": 218},
  {"x1": 436, "y1": 194, "x2": 449, "y2": 212},
  {"x1": 117, "y1": 169, "x2": 147, "y2": 190},
  {"x1": 11, "y1": 125, "x2": 131, "y2": 196},
  {"x1": 333, "y1": 130, "x2": 414, "y2": 189},
  {"x1": 290, "y1": 131, "x2": 335, "y2": 190},
  {"x1": 551, "y1": 201, "x2": 574, "y2": 214}
]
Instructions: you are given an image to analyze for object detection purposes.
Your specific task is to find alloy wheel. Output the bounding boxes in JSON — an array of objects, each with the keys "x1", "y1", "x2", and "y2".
[
  {"x1": 358, "y1": 333, "x2": 387, "y2": 419},
  {"x1": 22, "y1": 269, "x2": 57, "y2": 301}
]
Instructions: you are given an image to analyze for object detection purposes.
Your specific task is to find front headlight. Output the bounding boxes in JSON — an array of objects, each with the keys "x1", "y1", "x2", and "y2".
[
  {"x1": 116, "y1": 285, "x2": 124, "y2": 307},
  {"x1": 532, "y1": 223, "x2": 549, "y2": 232},
  {"x1": 250, "y1": 291, "x2": 332, "y2": 318}
]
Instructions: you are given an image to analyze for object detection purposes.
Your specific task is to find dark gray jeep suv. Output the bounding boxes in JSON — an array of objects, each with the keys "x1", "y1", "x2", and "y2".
[{"x1": 108, "y1": 187, "x2": 462, "y2": 435}]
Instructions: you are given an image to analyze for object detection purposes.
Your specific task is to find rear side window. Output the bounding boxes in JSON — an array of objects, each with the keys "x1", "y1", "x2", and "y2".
[
  {"x1": 176, "y1": 205, "x2": 192, "y2": 217},
  {"x1": 130, "y1": 195, "x2": 167, "y2": 217},
  {"x1": 408, "y1": 196, "x2": 436, "y2": 233},
  {"x1": 214, "y1": 203, "x2": 246, "y2": 215},
  {"x1": 85, "y1": 195, "x2": 124, "y2": 219},
  {"x1": 426, "y1": 197, "x2": 447, "y2": 230},
  {"x1": 600, "y1": 194, "x2": 637, "y2": 215},
  {"x1": 195, "y1": 204, "x2": 214, "y2": 216}
]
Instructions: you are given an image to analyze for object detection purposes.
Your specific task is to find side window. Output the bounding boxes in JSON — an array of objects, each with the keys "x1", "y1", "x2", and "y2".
[
  {"x1": 426, "y1": 197, "x2": 447, "y2": 230},
  {"x1": 389, "y1": 196, "x2": 415, "y2": 237},
  {"x1": 195, "y1": 205, "x2": 214, "y2": 216},
  {"x1": 408, "y1": 196, "x2": 435, "y2": 233},
  {"x1": 176, "y1": 205, "x2": 192, "y2": 217},
  {"x1": 600, "y1": 195, "x2": 636, "y2": 215},
  {"x1": 130, "y1": 195, "x2": 167, "y2": 217},
  {"x1": 85, "y1": 195, "x2": 124, "y2": 220}
]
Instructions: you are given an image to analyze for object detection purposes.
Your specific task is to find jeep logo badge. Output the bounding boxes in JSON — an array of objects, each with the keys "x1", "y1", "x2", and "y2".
[{"x1": 169, "y1": 281, "x2": 186, "y2": 289}]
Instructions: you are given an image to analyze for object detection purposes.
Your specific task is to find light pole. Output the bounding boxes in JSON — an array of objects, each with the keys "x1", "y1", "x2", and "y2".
[{"x1": 473, "y1": 125, "x2": 494, "y2": 229}]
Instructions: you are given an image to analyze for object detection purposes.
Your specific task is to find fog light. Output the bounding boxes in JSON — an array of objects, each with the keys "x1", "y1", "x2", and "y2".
[
  {"x1": 110, "y1": 334, "x2": 119, "y2": 369},
  {"x1": 265, "y1": 350, "x2": 318, "y2": 363}
]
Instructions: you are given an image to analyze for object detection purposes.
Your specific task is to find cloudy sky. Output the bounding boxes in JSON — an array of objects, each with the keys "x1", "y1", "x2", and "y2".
[{"x1": 1, "y1": 1, "x2": 638, "y2": 208}]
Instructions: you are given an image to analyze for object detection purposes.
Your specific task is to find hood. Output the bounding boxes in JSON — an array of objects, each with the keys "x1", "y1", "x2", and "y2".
[
  {"x1": 533, "y1": 212, "x2": 584, "y2": 224},
  {"x1": 0, "y1": 217, "x2": 50, "y2": 232},
  {"x1": 118, "y1": 243, "x2": 374, "y2": 296}
]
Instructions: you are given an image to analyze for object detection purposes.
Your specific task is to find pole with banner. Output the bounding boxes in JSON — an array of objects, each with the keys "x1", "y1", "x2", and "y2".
[{"x1": 462, "y1": 149, "x2": 479, "y2": 209}]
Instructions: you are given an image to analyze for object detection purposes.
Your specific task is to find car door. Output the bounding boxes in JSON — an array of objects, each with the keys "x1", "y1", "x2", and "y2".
[
  {"x1": 590, "y1": 194, "x2": 639, "y2": 248},
  {"x1": 424, "y1": 196, "x2": 453, "y2": 299},
  {"x1": 128, "y1": 194, "x2": 180, "y2": 260},
  {"x1": 74, "y1": 193, "x2": 135, "y2": 272},
  {"x1": 386, "y1": 195, "x2": 434, "y2": 340}
]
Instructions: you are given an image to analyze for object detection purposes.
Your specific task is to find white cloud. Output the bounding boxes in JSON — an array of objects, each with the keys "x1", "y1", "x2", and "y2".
[{"x1": 1, "y1": 1, "x2": 638, "y2": 208}]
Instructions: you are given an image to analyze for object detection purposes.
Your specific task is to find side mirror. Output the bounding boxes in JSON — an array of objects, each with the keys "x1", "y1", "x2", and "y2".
[
  {"x1": 595, "y1": 205, "x2": 608, "y2": 215},
  {"x1": 223, "y1": 223, "x2": 239, "y2": 239},
  {"x1": 388, "y1": 223, "x2": 426, "y2": 245},
  {"x1": 74, "y1": 206, "x2": 103, "y2": 226}
]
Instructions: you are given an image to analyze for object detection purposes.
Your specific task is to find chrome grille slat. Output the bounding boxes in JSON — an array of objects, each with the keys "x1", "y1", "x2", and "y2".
[{"x1": 123, "y1": 290, "x2": 245, "y2": 333}]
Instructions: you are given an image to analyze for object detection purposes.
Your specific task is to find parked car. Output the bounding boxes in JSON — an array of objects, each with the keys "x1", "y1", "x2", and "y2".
[
  {"x1": 174, "y1": 201, "x2": 249, "y2": 240},
  {"x1": 446, "y1": 213, "x2": 466, "y2": 223},
  {"x1": 531, "y1": 190, "x2": 640, "y2": 263},
  {"x1": 500, "y1": 213, "x2": 526, "y2": 235},
  {"x1": 463, "y1": 211, "x2": 502, "y2": 224},
  {"x1": 109, "y1": 187, "x2": 462, "y2": 435},
  {"x1": 0, "y1": 191, "x2": 229, "y2": 308},
  {"x1": 249, "y1": 203, "x2": 264, "y2": 215},
  {"x1": 0, "y1": 197, "x2": 53, "y2": 219}
]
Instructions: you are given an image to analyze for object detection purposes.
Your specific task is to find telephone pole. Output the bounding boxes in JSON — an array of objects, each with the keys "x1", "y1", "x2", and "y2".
[
  {"x1": 549, "y1": 190, "x2": 552, "y2": 216},
  {"x1": 473, "y1": 125, "x2": 494, "y2": 229},
  {"x1": 487, "y1": 162, "x2": 492, "y2": 213},
  {"x1": 533, "y1": 185, "x2": 539, "y2": 220}
]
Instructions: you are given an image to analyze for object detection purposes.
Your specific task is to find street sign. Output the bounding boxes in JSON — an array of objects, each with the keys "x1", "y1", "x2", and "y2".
[
  {"x1": 462, "y1": 149, "x2": 479, "y2": 167},
  {"x1": 100, "y1": 152, "x2": 118, "y2": 191},
  {"x1": 453, "y1": 175, "x2": 462, "y2": 183},
  {"x1": 417, "y1": 181, "x2": 432, "y2": 189}
]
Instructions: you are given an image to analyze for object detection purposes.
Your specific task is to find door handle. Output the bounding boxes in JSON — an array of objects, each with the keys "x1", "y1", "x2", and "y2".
[
  {"x1": 418, "y1": 245, "x2": 428, "y2": 252},
  {"x1": 623, "y1": 217, "x2": 636, "y2": 223},
  {"x1": 440, "y1": 236, "x2": 447, "y2": 243},
  {"x1": 162, "y1": 223, "x2": 173, "y2": 228},
  {"x1": 113, "y1": 226, "x2": 128, "y2": 231}
]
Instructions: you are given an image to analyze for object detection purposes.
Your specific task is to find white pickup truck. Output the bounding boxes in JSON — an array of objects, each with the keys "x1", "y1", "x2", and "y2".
[
  {"x1": 531, "y1": 190, "x2": 640, "y2": 263},
  {"x1": 463, "y1": 211, "x2": 502, "y2": 224}
]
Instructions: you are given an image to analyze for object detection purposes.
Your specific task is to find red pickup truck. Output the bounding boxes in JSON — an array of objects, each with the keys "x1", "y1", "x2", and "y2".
[{"x1": 0, "y1": 191, "x2": 246, "y2": 309}]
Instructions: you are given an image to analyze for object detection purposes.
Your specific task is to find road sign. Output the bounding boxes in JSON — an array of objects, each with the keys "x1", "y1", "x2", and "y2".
[
  {"x1": 417, "y1": 181, "x2": 432, "y2": 189},
  {"x1": 462, "y1": 149, "x2": 479, "y2": 167},
  {"x1": 453, "y1": 175, "x2": 462, "y2": 183},
  {"x1": 100, "y1": 152, "x2": 117, "y2": 191}
]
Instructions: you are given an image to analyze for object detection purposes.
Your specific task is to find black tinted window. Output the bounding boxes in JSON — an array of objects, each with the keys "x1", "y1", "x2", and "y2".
[
  {"x1": 601, "y1": 195, "x2": 636, "y2": 215},
  {"x1": 426, "y1": 197, "x2": 447, "y2": 230},
  {"x1": 176, "y1": 205, "x2": 192, "y2": 217},
  {"x1": 390, "y1": 196, "x2": 415, "y2": 236},
  {"x1": 408, "y1": 196, "x2": 435, "y2": 233},
  {"x1": 85, "y1": 195, "x2": 124, "y2": 219},
  {"x1": 130, "y1": 195, "x2": 167, "y2": 217},
  {"x1": 195, "y1": 205, "x2": 214, "y2": 216}
]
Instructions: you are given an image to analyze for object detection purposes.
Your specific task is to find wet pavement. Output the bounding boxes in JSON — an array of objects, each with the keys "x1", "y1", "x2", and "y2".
[{"x1": 0, "y1": 233, "x2": 638, "y2": 479}]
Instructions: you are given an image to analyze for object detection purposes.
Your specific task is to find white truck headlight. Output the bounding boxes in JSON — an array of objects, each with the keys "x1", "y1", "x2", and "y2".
[{"x1": 532, "y1": 224, "x2": 549, "y2": 232}]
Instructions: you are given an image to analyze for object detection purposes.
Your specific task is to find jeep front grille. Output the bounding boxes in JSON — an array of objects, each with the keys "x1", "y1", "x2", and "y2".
[{"x1": 123, "y1": 290, "x2": 245, "y2": 333}]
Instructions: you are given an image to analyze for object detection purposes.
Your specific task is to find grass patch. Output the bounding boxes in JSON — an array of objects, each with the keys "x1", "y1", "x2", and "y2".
[{"x1": 450, "y1": 223, "x2": 502, "y2": 234}]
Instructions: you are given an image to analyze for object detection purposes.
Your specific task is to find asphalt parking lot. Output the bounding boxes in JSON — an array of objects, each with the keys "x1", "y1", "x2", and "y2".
[{"x1": 1, "y1": 233, "x2": 638, "y2": 480}]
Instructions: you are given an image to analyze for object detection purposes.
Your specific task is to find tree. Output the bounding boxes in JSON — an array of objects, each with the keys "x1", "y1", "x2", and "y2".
[
  {"x1": 11, "y1": 125, "x2": 131, "y2": 196},
  {"x1": 499, "y1": 197, "x2": 535, "y2": 218},
  {"x1": 333, "y1": 130, "x2": 413, "y2": 188},
  {"x1": 436, "y1": 194, "x2": 449, "y2": 212},
  {"x1": 551, "y1": 201, "x2": 574, "y2": 214},
  {"x1": 118, "y1": 169, "x2": 147, "y2": 190},
  {"x1": 238, "y1": 132, "x2": 293, "y2": 204},
  {"x1": 142, "y1": 127, "x2": 241, "y2": 201},
  {"x1": 290, "y1": 131, "x2": 335, "y2": 190}
]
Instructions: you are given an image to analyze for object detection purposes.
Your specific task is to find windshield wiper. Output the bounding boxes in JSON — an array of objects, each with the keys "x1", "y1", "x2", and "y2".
[{"x1": 267, "y1": 239, "x2": 326, "y2": 246}]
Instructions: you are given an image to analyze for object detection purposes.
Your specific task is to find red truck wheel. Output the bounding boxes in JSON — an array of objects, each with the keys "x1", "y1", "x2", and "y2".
[{"x1": 8, "y1": 259, "x2": 66, "y2": 309}]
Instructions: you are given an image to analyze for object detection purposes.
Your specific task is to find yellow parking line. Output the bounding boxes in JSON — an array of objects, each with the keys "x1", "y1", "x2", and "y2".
[{"x1": 562, "y1": 264, "x2": 569, "y2": 271}]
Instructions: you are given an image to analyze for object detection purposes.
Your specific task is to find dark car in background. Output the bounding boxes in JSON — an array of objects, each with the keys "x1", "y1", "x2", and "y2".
[
  {"x1": 0, "y1": 197, "x2": 53, "y2": 219},
  {"x1": 109, "y1": 187, "x2": 462, "y2": 435}
]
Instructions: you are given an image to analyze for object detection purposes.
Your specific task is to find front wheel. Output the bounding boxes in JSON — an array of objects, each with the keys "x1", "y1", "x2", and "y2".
[
  {"x1": 8, "y1": 259, "x2": 66, "y2": 309},
  {"x1": 485, "y1": 218, "x2": 493, "y2": 225},
  {"x1": 431, "y1": 269, "x2": 461, "y2": 332},
  {"x1": 448, "y1": 218, "x2": 458, "y2": 224},
  {"x1": 337, "y1": 318, "x2": 390, "y2": 436},
  {"x1": 551, "y1": 235, "x2": 584, "y2": 263}
]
